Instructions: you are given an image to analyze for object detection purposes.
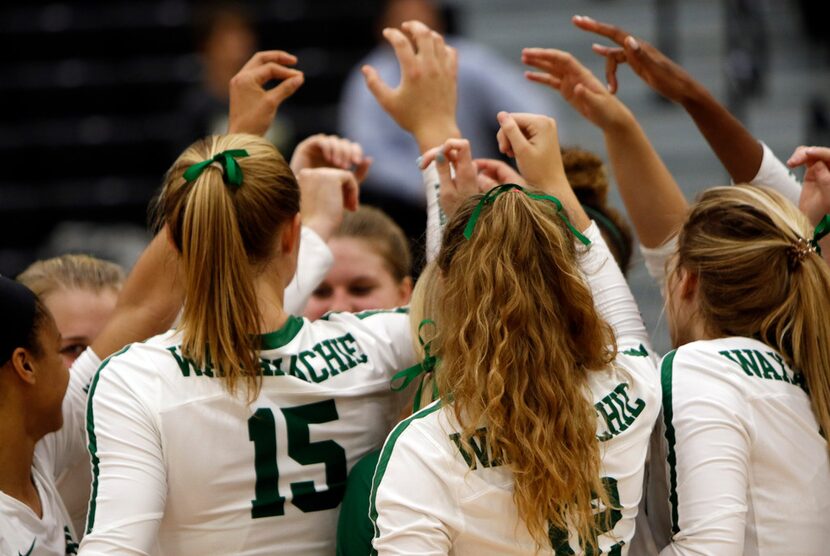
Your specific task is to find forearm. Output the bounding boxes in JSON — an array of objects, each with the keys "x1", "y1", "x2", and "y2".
[
  {"x1": 603, "y1": 113, "x2": 688, "y2": 248},
  {"x1": 91, "y1": 229, "x2": 183, "y2": 359},
  {"x1": 413, "y1": 122, "x2": 461, "y2": 154},
  {"x1": 680, "y1": 83, "x2": 763, "y2": 184}
]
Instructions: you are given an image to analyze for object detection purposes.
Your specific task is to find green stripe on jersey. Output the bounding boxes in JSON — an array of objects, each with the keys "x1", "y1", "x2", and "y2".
[
  {"x1": 368, "y1": 400, "x2": 443, "y2": 555},
  {"x1": 661, "y1": 349, "x2": 680, "y2": 535},
  {"x1": 320, "y1": 307, "x2": 409, "y2": 321},
  {"x1": 85, "y1": 345, "x2": 132, "y2": 534},
  {"x1": 260, "y1": 315, "x2": 304, "y2": 350}
]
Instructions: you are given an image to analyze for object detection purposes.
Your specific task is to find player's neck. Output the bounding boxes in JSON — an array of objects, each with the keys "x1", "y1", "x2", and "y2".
[
  {"x1": 254, "y1": 274, "x2": 288, "y2": 334},
  {"x1": 0, "y1": 401, "x2": 41, "y2": 515}
]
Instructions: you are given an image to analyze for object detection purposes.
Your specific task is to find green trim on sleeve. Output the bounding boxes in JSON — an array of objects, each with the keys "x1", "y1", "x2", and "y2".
[
  {"x1": 660, "y1": 349, "x2": 680, "y2": 535},
  {"x1": 368, "y1": 400, "x2": 443, "y2": 555},
  {"x1": 259, "y1": 315, "x2": 304, "y2": 350},
  {"x1": 85, "y1": 345, "x2": 132, "y2": 534}
]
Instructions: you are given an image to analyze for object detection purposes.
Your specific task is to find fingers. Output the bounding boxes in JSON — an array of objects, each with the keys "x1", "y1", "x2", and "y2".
[
  {"x1": 474, "y1": 159, "x2": 525, "y2": 185},
  {"x1": 497, "y1": 111, "x2": 527, "y2": 157},
  {"x1": 265, "y1": 74, "x2": 304, "y2": 106},
  {"x1": 240, "y1": 50, "x2": 298, "y2": 72},
  {"x1": 401, "y1": 20, "x2": 435, "y2": 57},
  {"x1": 604, "y1": 54, "x2": 620, "y2": 94},
  {"x1": 788, "y1": 146, "x2": 830, "y2": 167},
  {"x1": 442, "y1": 138, "x2": 477, "y2": 186},
  {"x1": 341, "y1": 172, "x2": 360, "y2": 212},
  {"x1": 419, "y1": 145, "x2": 443, "y2": 169},
  {"x1": 361, "y1": 64, "x2": 395, "y2": 107},
  {"x1": 246, "y1": 62, "x2": 303, "y2": 86},
  {"x1": 572, "y1": 15, "x2": 629, "y2": 46},
  {"x1": 353, "y1": 156, "x2": 373, "y2": 183},
  {"x1": 524, "y1": 70, "x2": 561, "y2": 90},
  {"x1": 382, "y1": 27, "x2": 417, "y2": 70}
]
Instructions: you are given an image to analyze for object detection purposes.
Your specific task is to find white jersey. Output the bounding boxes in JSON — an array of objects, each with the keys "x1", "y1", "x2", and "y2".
[
  {"x1": 0, "y1": 349, "x2": 101, "y2": 556},
  {"x1": 655, "y1": 337, "x2": 830, "y2": 556},
  {"x1": 79, "y1": 310, "x2": 416, "y2": 555},
  {"x1": 370, "y1": 224, "x2": 661, "y2": 555}
]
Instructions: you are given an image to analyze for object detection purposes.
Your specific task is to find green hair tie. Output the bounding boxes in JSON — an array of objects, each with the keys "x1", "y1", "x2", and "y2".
[
  {"x1": 182, "y1": 149, "x2": 250, "y2": 188},
  {"x1": 391, "y1": 319, "x2": 438, "y2": 413},
  {"x1": 463, "y1": 183, "x2": 591, "y2": 246},
  {"x1": 810, "y1": 214, "x2": 830, "y2": 255}
]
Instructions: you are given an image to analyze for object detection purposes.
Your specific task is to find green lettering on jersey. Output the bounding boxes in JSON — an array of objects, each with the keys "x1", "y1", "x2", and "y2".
[
  {"x1": 338, "y1": 333, "x2": 368, "y2": 364},
  {"x1": 718, "y1": 349, "x2": 762, "y2": 378},
  {"x1": 313, "y1": 339, "x2": 348, "y2": 376},
  {"x1": 166, "y1": 346, "x2": 201, "y2": 377},
  {"x1": 595, "y1": 383, "x2": 645, "y2": 441},
  {"x1": 449, "y1": 428, "x2": 506, "y2": 470},
  {"x1": 719, "y1": 349, "x2": 807, "y2": 390},
  {"x1": 299, "y1": 350, "x2": 328, "y2": 383},
  {"x1": 288, "y1": 354, "x2": 310, "y2": 382}
]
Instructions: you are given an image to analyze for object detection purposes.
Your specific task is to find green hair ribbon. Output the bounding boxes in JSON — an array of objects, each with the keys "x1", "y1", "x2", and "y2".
[
  {"x1": 810, "y1": 214, "x2": 830, "y2": 255},
  {"x1": 182, "y1": 149, "x2": 250, "y2": 187},
  {"x1": 391, "y1": 319, "x2": 439, "y2": 413},
  {"x1": 463, "y1": 183, "x2": 591, "y2": 246}
]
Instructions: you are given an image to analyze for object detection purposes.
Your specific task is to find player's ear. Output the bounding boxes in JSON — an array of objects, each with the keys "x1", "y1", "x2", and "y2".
[
  {"x1": 677, "y1": 267, "x2": 699, "y2": 301},
  {"x1": 8, "y1": 347, "x2": 37, "y2": 386}
]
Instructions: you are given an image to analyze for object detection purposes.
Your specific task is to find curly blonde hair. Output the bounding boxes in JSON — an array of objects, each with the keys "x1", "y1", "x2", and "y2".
[{"x1": 435, "y1": 189, "x2": 616, "y2": 550}]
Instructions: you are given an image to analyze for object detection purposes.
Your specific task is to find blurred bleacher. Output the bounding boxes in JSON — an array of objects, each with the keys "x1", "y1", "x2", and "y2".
[{"x1": 0, "y1": 0, "x2": 384, "y2": 275}]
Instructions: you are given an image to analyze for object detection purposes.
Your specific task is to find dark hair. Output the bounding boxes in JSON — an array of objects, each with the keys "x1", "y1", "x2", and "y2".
[
  {"x1": 562, "y1": 148, "x2": 633, "y2": 273},
  {"x1": 23, "y1": 299, "x2": 51, "y2": 359}
]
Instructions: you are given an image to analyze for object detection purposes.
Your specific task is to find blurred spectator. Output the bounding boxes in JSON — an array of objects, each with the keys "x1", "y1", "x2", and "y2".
[
  {"x1": 339, "y1": 0, "x2": 557, "y2": 242},
  {"x1": 179, "y1": 3, "x2": 291, "y2": 149}
]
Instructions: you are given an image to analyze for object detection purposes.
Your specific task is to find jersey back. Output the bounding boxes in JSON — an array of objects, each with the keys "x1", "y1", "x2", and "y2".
[{"x1": 82, "y1": 311, "x2": 414, "y2": 555}]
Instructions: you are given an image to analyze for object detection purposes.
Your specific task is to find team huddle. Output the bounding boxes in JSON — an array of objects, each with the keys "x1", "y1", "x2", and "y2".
[{"x1": 1, "y1": 12, "x2": 830, "y2": 556}]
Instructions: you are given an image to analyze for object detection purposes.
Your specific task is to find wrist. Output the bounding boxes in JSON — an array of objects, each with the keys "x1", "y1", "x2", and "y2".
[
  {"x1": 414, "y1": 123, "x2": 461, "y2": 154},
  {"x1": 678, "y1": 79, "x2": 711, "y2": 110},
  {"x1": 302, "y1": 215, "x2": 338, "y2": 242},
  {"x1": 601, "y1": 106, "x2": 637, "y2": 136}
]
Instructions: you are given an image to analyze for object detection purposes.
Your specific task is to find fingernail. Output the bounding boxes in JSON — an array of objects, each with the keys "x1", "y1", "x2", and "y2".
[
  {"x1": 436, "y1": 152, "x2": 446, "y2": 164},
  {"x1": 607, "y1": 83, "x2": 613, "y2": 92},
  {"x1": 416, "y1": 155, "x2": 424, "y2": 167},
  {"x1": 626, "y1": 36, "x2": 640, "y2": 50},
  {"x1": 582, "y1": 15, "x2": 594, "y2": 22}
]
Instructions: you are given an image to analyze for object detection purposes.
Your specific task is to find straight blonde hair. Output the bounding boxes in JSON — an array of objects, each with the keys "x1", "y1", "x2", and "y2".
[
  {"x1": 154, "y1": 133, "x2": 299, "y2": 401},
  {"x1": 18, "y1": 254, "x2": 124, "y2": 298}
]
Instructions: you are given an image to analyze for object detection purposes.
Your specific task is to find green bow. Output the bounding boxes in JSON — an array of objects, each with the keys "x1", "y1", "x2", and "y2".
[
  {"x1": 810, "y1": 214, "x2": 830, "y2": 255},
  {"x1": 391, "y1": 319, "x2": 439, "y2": 413},
  {"x1": 463, "y1": 183, "x2": 591, "y2": 246},
  {"x1": 182, "y1": 149, "x2": 250, "y2": 187}
]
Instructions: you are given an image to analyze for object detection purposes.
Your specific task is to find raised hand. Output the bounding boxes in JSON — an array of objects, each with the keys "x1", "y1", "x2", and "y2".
[
  {"x1": 522, "y1": 48, "x2": 631, "y2": 131},
  {"x1": 474, "y1": 159, "x2": 527, "y2": 190},
  {"x1": 789, "y1": 146, "x2": 830, "y2": 226},
  {"x1": 572, "y1": 15, "x2": 695, "y2": 100},
  {"x1": 228, "y1": 51, "x2": 304, "y2": 136},
  {"x1": 494, "y1": 111, "x2": 570, "y2": 192},
  {"x1": 298, "y1": 168, "x2": 360, "y2": 241},
  {"x1": 290, "y1": 134, "x2": 372, "y2": 182},
  {"x1": 420, "y1": 138, "x2": 480, "y2": 218},
  {"x1": 362, "y1": 20, "x2": 460, "y2": 152}
]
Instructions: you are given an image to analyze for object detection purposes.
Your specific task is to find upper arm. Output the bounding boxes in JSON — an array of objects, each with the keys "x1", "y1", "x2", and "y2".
[
  {"x1": 581, "y1": 223, "x2": 652, "y2": 352},
  {"x1": 744, "y1": 142, "x2": 802, "y2": 206},
  {"x1": 659, "y1": 352, "x2": 751, "y2": 556},
  {"x1": 284, "y1": 226, "x2": 334, "y2": 315},
  {"x1": 371, "y1": 424, "x2": 457, "y2": 555},
  {"x1": 80, "y1": 352, "x2": 166, "y2": 555}
]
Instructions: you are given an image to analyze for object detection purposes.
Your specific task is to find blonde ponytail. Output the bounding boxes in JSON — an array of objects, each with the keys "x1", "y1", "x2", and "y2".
[{"x1": 156, "y1": 134, "x2": 299, "y2": 400}]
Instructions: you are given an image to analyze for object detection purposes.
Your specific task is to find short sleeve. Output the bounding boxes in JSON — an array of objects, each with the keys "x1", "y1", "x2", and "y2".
[{"x1": 742, "y1": 142, "x2": 801, "y2": 206}]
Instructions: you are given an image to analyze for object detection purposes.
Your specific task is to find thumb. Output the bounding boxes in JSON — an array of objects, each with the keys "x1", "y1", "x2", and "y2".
[
  {"x1": 362, "y1": 65, "x2": 394, "y2": 107},
  {"x1": 497, "y1": 112, "x2": 528, "y2": 155},
  {"x1": 267, "y1": 75, "x2": 305, "y2": 105},
  {"x1": 623, "y1": 36, "x2": 647, "y2": 75},
  {"x1": 342, "y1": 172, "x2": 360, "y2": 212}
]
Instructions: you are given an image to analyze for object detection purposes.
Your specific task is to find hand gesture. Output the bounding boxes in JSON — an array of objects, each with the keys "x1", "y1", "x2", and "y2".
[
  {"x1": 788, "y1": 146, "x2": 830, "y2": 226},
  {"x1": 474, "y1": 158, "x2": 527, "y2": 190},
  {"x1": 298, "y1": 168, "x2": 360, "y2": 241},
  {"x1": 362, "y1": 20, "x2": 460, "y2": 152},
  {"x1": 522, "y1": 48, "x2": 631, "y2": 131},
  {"x1": 572, "y1": 15, "x2": 695, "y2": 101},
  {"x1": 420, "y1": 138, "x2": 481, "y2": 218},
  {"x1": 228, "y1": 51, "x2": 304, "y2": 136},
  {"x1": 290, "y1": 134, "x2": 372, "y2": 182},
  {"x1": 495, "y1": 112, "x2": 568, "y2": 193}
]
